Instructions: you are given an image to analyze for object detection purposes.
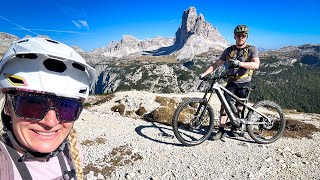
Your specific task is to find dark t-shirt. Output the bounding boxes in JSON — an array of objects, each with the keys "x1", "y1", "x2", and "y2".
[{"x1": 219, "y1": 45, "x2": 259, "y2": 83}]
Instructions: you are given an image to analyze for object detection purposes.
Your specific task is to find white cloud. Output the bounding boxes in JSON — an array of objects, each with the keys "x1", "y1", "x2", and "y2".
[
  {"x1": 72, "y1": 20, "x2": 82, "y2": 28},
  {"x1": 78, "y1": 20, "x2": 89, "y2": 29},
  {"x1": 72, "y1": 20, "x2": 89, "y2": 29}
]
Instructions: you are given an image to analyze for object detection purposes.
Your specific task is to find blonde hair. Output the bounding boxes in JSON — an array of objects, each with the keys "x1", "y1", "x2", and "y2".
[{"x1": 68, "y1": 128, "x2": 84, "y2": 180}]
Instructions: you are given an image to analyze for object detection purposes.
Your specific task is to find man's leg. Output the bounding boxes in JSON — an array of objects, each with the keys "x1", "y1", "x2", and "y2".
[
  {"x1": 212, "y1": 108, "x2": 228, "y2": 140},
  {"x1": 230, "y1": 82, "x2": 250, "y2": 137}
]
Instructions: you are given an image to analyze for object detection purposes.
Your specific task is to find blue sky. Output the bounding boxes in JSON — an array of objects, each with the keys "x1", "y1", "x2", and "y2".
[{"x1": 1, "y1": 0, "x2": 319, "y2": 52}]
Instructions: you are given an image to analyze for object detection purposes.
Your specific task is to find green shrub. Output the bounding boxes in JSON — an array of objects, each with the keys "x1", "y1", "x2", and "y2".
[
  {"x1": 155, "y1": 96, "x2": 178, "y2": 108},
  {"x1": 111, "y1": 104, "x2": 125, "y2": 115},
  {"x1": 135, "y1": 106, "x2": 147, "y2": 116},
  {"x1": 150, "y1": 107, "x2": 174, "y2": 125}
]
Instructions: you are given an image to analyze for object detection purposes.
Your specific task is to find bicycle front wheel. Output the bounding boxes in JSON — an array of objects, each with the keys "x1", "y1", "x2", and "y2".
[
  {"x1": 172, "y1": 98, "x2": 215, "y2": 146},
  {"x1": 247, "y1": 100, "x2": 285, "y2": 144}
]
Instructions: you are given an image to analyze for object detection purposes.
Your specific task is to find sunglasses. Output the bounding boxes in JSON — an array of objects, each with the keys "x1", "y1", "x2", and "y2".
[
  {"x1": 236, "y1": 34, "x2": 247, "y2": 38},
  {"x1": 8, "y1": 93, "x2": 83, "y2": 122}
]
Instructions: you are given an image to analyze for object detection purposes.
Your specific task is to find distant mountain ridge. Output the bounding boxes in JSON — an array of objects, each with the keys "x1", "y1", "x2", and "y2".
[
  {"x1": 261, "y1": 44, "x2": 320, "y2": 67},
  {"x1": 90, "y1": 6, "x2": 228, "y2": 60},
  {"x1": 91, "y1": 35, "x2": 174, "y2": 58},
  {"x1": 0, "y1": 32, "x2": 19, "y2": 57}
]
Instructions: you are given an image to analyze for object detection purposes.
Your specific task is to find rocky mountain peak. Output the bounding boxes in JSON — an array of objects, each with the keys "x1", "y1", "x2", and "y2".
[
  {"x1": 175, "y1": 6, "x2": 228, "y2": 47},
  {"x1": 90, "y1": 35, "x2": 174, "y2": 59},
  {"x1": 0, "y1": 32, "x2": 19, "y2": 58},
  {"x1": 173, "y1": 6, "x2": 228, "y2": 59},
  {"x1": 0, "y1": 32, "x2": 19, "y2": 46},
  {"x1": 72, "y1": 46, "x2": 85, "y2": 53},
  {"x1": 121, "y1": 35, "x2": 140, "y2": 43}
]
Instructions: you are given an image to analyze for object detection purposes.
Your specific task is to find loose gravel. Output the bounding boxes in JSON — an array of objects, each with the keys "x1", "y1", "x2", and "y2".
[{"x1": 77, "y1": 91, "x2": 320, "y2": 180}]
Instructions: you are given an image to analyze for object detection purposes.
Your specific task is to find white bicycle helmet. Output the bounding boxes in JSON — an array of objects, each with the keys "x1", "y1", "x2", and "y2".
[{"x1": 0, "y1": 37, "x2": 96, "y2": 99}]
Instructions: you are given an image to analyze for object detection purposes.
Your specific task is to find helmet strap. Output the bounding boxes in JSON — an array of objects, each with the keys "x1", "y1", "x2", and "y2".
[{"x1": 5, "y1": 130, "x2": 68, "y2": 161}]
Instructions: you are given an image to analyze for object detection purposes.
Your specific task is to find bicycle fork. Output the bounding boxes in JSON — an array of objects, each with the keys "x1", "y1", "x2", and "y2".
[{"x1": 191, "y1": 99, "x2": 209, "y2": 128}]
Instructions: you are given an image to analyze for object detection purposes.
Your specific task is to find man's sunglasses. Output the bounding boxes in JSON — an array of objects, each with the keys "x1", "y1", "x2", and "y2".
[
  {"x1": 236, "y1": 34, "x2": 247, "y2": 38},
  {"x1": 8, "y1": 93, "x2": 83, "y2": 122}
]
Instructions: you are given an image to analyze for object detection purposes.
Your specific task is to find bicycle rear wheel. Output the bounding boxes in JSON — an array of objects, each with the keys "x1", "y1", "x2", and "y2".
[
  {"x1": 172, "y1": 98, "x2": 215, "y2": 146},
  {"x1": 247, "y1": 100, "x2": 285, "y2": 144}
]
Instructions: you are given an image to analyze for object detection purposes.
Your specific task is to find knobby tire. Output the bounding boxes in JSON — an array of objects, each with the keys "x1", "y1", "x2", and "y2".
[
  {"x1": 247, "y1": 100, "x2": 285, "y2": 144},
  {"x1": 172, "y1": 98, "x2": 215, "y2": 146}
]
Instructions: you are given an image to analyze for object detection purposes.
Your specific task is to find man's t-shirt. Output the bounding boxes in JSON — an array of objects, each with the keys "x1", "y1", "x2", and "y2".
[{"x1": 219, "y1": 45, "x2": 259, "y2": 83}]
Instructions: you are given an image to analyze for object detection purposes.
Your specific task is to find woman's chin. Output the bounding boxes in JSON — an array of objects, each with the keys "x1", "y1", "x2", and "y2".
[
  {"x1": 29, "y1": 143, "x2": 61, "y2": 153},
  {"x1": 25, "y1": 130, "x2": 65, "y2": 153}
]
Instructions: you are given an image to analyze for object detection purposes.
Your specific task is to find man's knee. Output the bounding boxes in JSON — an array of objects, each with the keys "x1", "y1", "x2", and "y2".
[
  {"x1": 236, "y1": 105, "x2": 243, "y2": 112},
  {"x1": 220, "y1": 107, "x2": 227, "y2": 116}
]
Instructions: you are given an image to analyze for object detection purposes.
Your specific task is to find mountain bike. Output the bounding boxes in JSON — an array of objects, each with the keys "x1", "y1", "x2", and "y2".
[{"x1": 172, "y1": 75, "x2": 286, "y2": 146}]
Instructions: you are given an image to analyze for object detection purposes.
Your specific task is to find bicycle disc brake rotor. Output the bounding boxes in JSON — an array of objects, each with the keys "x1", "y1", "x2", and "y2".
[
  {"x1": 262, "y1": 117, "x2": 274, "y2": 130},
  {"x1": 190, "y1": 116, "x2": 202, "y2": 129}
]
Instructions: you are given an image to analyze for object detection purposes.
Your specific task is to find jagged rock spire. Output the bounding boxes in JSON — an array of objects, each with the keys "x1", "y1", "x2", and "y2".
[
  {"x1": 173, "y1": 6, "x2": 228, "y2": 59},
  {"x1": 174, "y1": 6, "x2": 228, "y2": 48}
]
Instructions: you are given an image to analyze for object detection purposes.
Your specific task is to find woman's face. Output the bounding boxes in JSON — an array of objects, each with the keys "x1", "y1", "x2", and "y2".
[{"x1": 6, "y1": 97, "x2": 74, "y2": 153}]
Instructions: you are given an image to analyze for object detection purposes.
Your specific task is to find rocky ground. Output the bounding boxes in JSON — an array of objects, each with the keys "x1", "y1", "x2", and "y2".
[{"x1": 77, "y1": 91, "x2": 320, "y2": 180}]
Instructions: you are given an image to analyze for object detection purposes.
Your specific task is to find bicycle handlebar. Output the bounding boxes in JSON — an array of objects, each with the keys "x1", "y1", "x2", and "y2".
[
  {"x1": 197, "y1": 75, "x2": 226, "y2": 90},
  {"x1": 198, "y1": 75, "x2": 256, "y2": 91},
  {"x1": 200, "y1": 74, "x2": 227, "y2": 81}
]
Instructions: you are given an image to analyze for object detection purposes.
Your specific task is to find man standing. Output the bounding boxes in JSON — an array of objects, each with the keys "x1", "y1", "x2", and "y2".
[{"x1": 200, "y1": 25, "x2": 260, "y2": 140}]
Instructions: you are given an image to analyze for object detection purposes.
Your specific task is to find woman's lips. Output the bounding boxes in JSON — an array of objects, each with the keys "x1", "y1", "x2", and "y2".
[{"x1": 31, "y1": 129, "x2": 60, "y2": 137}]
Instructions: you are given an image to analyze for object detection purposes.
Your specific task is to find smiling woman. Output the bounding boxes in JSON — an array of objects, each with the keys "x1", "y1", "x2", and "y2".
[{"x1": 0, "y1": 37, "x2": 96, "y2": 180}]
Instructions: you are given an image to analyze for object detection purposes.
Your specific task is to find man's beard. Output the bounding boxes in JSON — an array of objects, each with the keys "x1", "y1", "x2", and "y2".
[{"x1": 236, "y1": 41, "x2": 245, "y2": 46}]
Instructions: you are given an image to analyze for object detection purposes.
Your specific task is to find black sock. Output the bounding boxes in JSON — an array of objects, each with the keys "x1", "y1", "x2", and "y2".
[
  {"x1": 231, "y1": 125, "x2": 237, "y2": 131},
  {"x1": 219, "y1": 127, "x2": 225, "y2": 132}
]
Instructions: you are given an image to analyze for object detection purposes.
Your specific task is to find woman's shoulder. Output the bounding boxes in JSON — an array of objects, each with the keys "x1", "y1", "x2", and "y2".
[{"x1": 0, "y1": 139, "x2": 15, "y2": 179}]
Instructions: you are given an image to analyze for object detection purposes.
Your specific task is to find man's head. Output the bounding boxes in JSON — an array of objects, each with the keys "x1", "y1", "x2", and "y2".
[{"x1": 234, "y1": 25, "x2": 249, "y2": 47}]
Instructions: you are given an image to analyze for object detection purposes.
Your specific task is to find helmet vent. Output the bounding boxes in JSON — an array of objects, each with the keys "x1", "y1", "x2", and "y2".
[
  {"x1": 17, "y1": 39, "x2": 29, "y2": 43},
  {"x1": 72, "y1": 63, "x2": 85, "y2": 71},
  {"x1": 79, "y1": 88, "x2": 88, "y2": 94},
  {"x1": 4, "y1": 73, "x2": 25, "y2": 86},
  {"x1": 16, "y1": 53, "x2": 38, "y2": 59},
  {"x1": 46, "y1": 39, "x2": 59, "y2": 44},
  {"x1": 43, "y1": 59, "x2": 66, "y2": 73},
  {"x1": 8, "y1": 76, "x2": 24, "y2": 85}
]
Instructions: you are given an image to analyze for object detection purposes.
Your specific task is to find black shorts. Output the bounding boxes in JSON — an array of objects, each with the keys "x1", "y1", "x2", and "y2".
[
  {"x1": 220, "y1": 81, "x2": 251, "y2": 115},
  {"x1": 225, "y1": 81, "x2": 251, "y2": 99}
]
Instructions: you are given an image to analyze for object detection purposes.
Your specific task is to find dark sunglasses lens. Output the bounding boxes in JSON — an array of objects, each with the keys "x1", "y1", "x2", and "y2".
[
  {"x1": 56, "y1": 98, "x2": 82, "y2": 121},
  {"x1": 13, "y1": 94, "x2": 82, "y2": 122},
  {"x1": 237, "y1": 34, "x2": 246, "y2": 38},
  {"x1": 14, "y1": 95, "x2": 48, "y2": 120}
]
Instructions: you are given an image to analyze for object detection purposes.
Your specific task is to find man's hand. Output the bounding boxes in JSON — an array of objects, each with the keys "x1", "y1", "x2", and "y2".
[
  {"x1": 199, "y1": 74, "x2": 205, "y2": 80},
  {"x1": 229, "y1": 59, "x2": 240, "y2": 68}
]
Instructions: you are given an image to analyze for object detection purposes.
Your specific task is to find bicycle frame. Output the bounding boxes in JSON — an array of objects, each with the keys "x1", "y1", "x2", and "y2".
[{"x1": 202, "y1": 79, "x2": 271, "y2": 127}]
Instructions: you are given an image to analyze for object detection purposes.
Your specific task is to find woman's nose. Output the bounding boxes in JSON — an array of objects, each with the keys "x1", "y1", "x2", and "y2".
[{"x1": 40, "y1": 110, "x2": 59, "y2": 127}]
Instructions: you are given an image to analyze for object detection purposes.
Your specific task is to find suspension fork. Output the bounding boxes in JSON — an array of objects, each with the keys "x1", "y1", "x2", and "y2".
[{"x1": 195, "y1": 89, "x2": 213, "y2": 120}]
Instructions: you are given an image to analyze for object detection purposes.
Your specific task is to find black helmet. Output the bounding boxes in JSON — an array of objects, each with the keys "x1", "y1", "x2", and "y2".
[{"x1": 234, "y1": 25, "x2": 249, "y2": 34}]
